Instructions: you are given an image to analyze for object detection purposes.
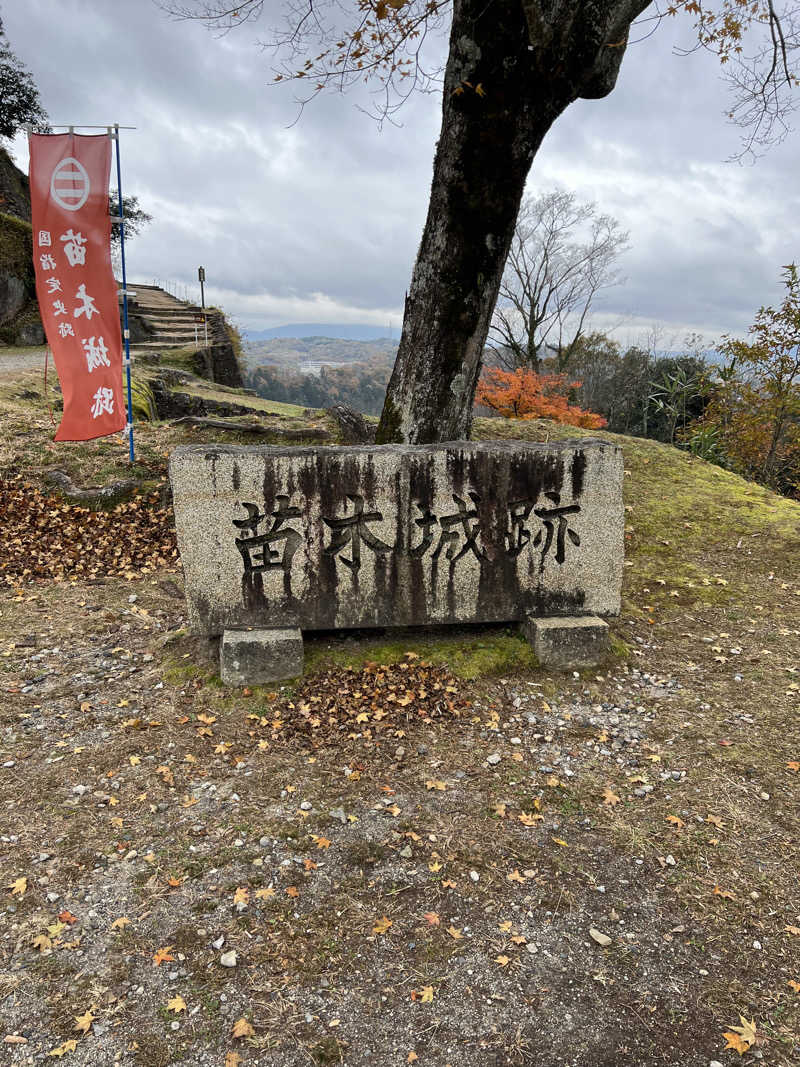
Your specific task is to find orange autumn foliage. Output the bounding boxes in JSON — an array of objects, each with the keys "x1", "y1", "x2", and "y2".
[{"x1": 476, "y1": 367, "x2": 607, "y2": 429}]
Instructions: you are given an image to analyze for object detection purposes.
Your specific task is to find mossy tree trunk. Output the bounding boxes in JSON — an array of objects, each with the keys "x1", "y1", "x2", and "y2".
[{"x1": 376, "y1": 0, "x2": 651, "y2": 445}]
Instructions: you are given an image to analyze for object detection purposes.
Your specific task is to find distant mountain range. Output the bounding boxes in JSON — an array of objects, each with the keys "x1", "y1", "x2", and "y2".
[{"x1": 243, "y1": 323, "x2": 399, "y2": 342}]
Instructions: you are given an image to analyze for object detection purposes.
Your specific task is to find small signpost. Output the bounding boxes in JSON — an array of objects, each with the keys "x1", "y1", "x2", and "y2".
[{"x1": 197, "y1": 266, "x2": 208, "y2": 346}]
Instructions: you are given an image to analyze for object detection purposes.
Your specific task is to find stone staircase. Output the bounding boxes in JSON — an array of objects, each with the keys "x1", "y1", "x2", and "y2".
[{"x1": 126, "y1": 284, "x2": 209, "y2": 353}]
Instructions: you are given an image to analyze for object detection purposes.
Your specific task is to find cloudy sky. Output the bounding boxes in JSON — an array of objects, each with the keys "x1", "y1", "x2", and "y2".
[{"x1": 6, "y1": 0, "x2": 800, "y2": 344}]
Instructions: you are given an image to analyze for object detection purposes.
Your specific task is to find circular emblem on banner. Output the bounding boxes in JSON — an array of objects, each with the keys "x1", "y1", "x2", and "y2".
[{"x1": 50, "y1": 157, "x2": 90, "y2": 211}]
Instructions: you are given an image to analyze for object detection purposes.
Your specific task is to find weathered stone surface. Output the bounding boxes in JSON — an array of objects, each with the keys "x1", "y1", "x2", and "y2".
[
  {"x1": 0, "y1": 274, "x2": 26, "y2": 325},
  {"x1": 170, "y1": 440, "x2": 624, "y2": 637},
  {"x1": 523, "y1": 614, "x2": 610, "y2": 669},
  {"x1": 220, "y1": 627, "x2": 304, "y2": 686}
]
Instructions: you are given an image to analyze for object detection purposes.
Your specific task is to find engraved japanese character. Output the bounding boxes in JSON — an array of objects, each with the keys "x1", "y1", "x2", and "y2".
[
  {"x1": 433, "y1": 492, "x2": 486, "y2": 563},
  {"x1": 40, "y1": 253, "x2": 57, "y2": 271},
  {"x1": 409, "y1": 502, "x2": 438, "y2": 558},
  {"x1": 45, "y1": 277, "x2": 62, "y2": 294},
  {"x1": 323, "y1": 493, "x2": 391, "y2": 573},
  {"x1": 533, "y1": 492, "x2": 581, "y2": 565},
  {"x1": 233, "y1": 497, "x2": 302, "y2": 574},
  {"x1": 505, "y1": 498, "x2": 536, "y2": 557}
]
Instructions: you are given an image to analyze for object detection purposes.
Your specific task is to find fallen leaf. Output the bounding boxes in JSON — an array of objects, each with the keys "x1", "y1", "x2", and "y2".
[
  {"x1": 518, "y1": 811, "x2": 543, "y2": 826},
  {"x1": 665, "y1": 815, "x2": 685, "y2": 829},
  {"x1": 507, "y1": 869, "x2": 525, "y2": 883},
  {"x1": 495, "y1": 954, "x2": 510, "y2": 967},
  {"x1": 166, "y1": 995, "x2": 187, "y2": 1013},
  {"x1": 311, "y1": 835, "x2": 331, "y2": 850},
  {"x1": 419, "y1": 985, "x2": 434, "y2": 1003},
  {"x1": 7, "y1": 877, "x2": 26, "y2": 896},
  {"x1": 32, "y1": 934, "x2": 52, "y2": 952},
  {"x1": 428, "y1": 861, "x2": 442, "y2": 873},
  {"x1": 722, "y1": 1016, "x2": 757, "y2": 1055},
  {"x1": 231, "y1": 1017, "x2": 255, "y2": 1039},
  {"x1": 785, "y1": 925, "x2": 800, "y2": 936},
  {"x1": 48, "y1": 1039, "x2": 78, "y2": 1057},
  {"x1": 111, "y1": 916, "x2": 131, "y2": 930},
  {"x1": 713, "y1": 885, "x2": 735, "y2": 901},
  {"x1": 551, "y1": 837, "x2": 568, "y2": 848},
  {"x1": 153, "y1": 946, "x2": 175, "y2": 966},
  {"x1": 58, "y1": 910, "x2": 78, "y2": 925},
  {"x1": 423, "y1": 911, "x2": 440, "y2": 926},
  {"x1": 493, "y1": 802, "x2": 507, "y2": 817},
  {"x1": 787, "y1": 761, "x2": 800, "y2": 772},
  {"x1": 787, "y1": 979, "x2": 800, "y2": 993},
  {"x1": 602, "y1": 787, "x2": 621, "y2": 807},
  {"x1": 373, "y1": 915, "x2": 393, "y2": 935},
  {"x1": 73, "y1": 1010, "x2": 95, "y2": 1033},
  {"x1": 425, "y1": 779, "x2": 447, "y2": 791},
  {"x1": 255, "y1": 887, "x2": 275, "y2": 900},
  {"x1": 233, "y1": 886, "x2": 250, "y2": 907},
  {"x1": 407, "y1": 1054, "x2": 419, "y2": 1064},
  {"x1": 706, "y1": 814, "x2": 724, "y2": 829},
  {"x1": 447, "y1": 925, "x2": 463, "y2": 939},
  {"x1": 225, "y1": 1053, "x2": 243, "y2": 1067},
  {"x1": 286, "y1": 886, "x2": 299, "y2": 898}
]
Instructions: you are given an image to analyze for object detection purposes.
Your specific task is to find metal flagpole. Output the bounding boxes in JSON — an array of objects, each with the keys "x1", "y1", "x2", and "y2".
[{"x1": 111, "y1": 123, "x2": 135, "y2": 462}]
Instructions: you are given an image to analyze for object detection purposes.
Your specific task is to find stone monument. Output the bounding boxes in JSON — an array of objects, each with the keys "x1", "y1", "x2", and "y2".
[{"x1": 169, "y1": 440, "x2": 624, "y2": 684}]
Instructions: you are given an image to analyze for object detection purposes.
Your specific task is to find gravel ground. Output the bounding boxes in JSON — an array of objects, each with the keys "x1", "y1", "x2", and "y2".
[
  {"x1": 0, "y1": 348, "x2": 48, "y2": 378},
  {"x1": 1, "y1": 568, "x2": 798, "y2": 1066}
]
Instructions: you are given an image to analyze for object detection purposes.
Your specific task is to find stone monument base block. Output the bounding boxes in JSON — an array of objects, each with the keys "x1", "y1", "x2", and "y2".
[
  {"x1": 220, "y1": 627, "x2": 304, "y2": 687},
  {"x1": 523, "y1": 615, "x2": 610, "y2": 669}
]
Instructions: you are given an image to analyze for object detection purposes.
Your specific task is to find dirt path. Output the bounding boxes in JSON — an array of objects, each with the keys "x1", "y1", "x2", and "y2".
[
  {"x1": 0, "y1": 347, "x2": 48, "y2": 380},
  {"x1": 1, "y1": 560, "x2": 798, "y2": 1065}
]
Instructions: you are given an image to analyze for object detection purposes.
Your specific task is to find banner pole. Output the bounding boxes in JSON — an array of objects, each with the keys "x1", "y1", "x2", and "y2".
[{"x1": 112, "y1": 123, "x2": 135, "y2": 463}]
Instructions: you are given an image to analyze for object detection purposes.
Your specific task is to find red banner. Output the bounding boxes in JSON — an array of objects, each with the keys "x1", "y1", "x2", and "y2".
[{"x1": 29, "y1": 133, "x2": 125, "y2": 441}]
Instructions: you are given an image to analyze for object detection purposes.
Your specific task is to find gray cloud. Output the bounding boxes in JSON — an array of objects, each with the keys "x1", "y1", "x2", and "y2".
[{"x1": 5, "y1": 1, "x2": 798, "y2": 338}]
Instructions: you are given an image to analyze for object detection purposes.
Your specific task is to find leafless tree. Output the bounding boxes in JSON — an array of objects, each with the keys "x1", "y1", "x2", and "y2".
[{"x1": 489, "y1": 190, "x2": 629, "y2": 373}]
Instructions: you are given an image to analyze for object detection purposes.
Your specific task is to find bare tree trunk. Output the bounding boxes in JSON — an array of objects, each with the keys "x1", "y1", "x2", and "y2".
[
  {"x1": 376, "y1": 0, "x2": 650, "y2": 444},
  {"x1": 376, "y1": 0, "x2": 564, "y2": 443}
]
